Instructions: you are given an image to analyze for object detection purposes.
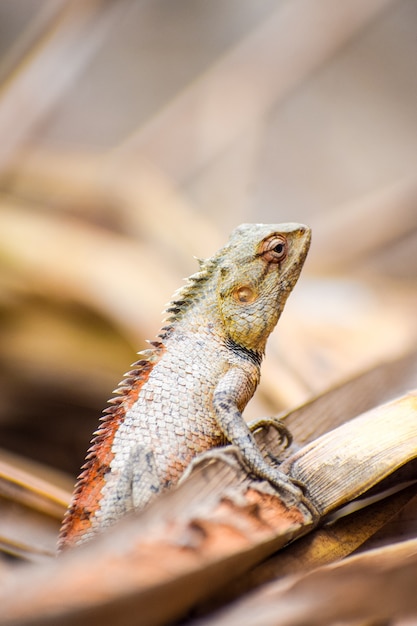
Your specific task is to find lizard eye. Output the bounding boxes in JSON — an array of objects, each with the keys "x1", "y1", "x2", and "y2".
[{"x1": 260, "y1": 235, "x2": 288, "y2": 263}]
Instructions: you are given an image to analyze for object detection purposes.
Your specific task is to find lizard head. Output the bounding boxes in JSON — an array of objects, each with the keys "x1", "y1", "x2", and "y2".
[{"x1": 217, "y1": 223, "x2": 311, "y2": 354}]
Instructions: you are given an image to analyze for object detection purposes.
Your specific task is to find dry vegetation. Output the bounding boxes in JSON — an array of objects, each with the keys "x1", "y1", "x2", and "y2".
[{"x1": 0, "y1": 1, "x2": 416, "y2": 624}]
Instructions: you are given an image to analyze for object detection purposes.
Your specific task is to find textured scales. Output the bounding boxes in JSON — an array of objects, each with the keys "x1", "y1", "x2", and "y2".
[{"x1": 58, "y1": 223, "x2": 311, "y2": 549}]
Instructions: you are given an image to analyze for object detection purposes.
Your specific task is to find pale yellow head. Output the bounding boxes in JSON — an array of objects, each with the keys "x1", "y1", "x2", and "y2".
[{"x1": 217, "y1": 223, "x2": 311, "y2": 353}]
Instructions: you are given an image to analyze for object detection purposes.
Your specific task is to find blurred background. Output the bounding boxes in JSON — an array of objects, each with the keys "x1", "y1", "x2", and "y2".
[{"x1": 0, "y1": 0, "x2": 416, "y2": 478}]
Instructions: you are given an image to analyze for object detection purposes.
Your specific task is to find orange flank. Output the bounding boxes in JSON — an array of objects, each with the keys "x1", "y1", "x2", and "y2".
[{"x1": 58, "y1": 343, "x2": 165, "y2": 549}]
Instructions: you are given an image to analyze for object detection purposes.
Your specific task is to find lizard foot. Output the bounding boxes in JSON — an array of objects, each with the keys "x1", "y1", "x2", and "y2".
[
  {"x1": 257, "y1": 468, "x2": 318, "y2": 519},
  {"x1": 248, "y1": 417, "x2": 294, "y2": 465},
  {"x1": 181, "y1": 447, "x2": 318, "y2": 521},
  {"x1": 249, "y1": 417, "x2": 293, "y2": 447},
  {"x1": 179, "y1": 445, "x2": 244, "y2": 484}
]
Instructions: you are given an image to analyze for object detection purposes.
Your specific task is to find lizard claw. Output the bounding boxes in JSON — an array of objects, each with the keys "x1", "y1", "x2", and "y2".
[
  {"x1": 291, "y1": 477, "x2": 308, "y2": 494},
  {"x1": 249, "y1": 417, "x2": 294, "y2": 465},
  {"x1": 248, "y1": 417, "x2": 293, "y2": 449}
]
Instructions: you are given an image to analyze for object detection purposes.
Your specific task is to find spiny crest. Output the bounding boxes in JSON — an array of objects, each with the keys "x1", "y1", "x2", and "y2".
[{"x1": 160, "y1": 244, "x2": 231, "y2": 333}]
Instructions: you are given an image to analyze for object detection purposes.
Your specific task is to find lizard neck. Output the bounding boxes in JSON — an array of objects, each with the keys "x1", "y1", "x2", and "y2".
[
  {"x1": 160, "y1": 297, "x2": 264, "y2": 368},
  {"x1": 225, "y1": 336, "x2": 263, "y2": 367}
]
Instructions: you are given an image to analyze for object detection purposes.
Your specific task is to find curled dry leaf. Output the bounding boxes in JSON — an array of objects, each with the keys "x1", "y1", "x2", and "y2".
[
  {"x1": 0, "y1": 391, "x2": 416, "y2": 626},
  {"x1": 201, "y1": 536, "x2": 417, "y2": 626}
]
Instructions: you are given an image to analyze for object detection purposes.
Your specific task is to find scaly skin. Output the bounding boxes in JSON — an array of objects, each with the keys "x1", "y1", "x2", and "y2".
[{"x1": 58, "y1": 223, "x2": 311, "y2": 550}]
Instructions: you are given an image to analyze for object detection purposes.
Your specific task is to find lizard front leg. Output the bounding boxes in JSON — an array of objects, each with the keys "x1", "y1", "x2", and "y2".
[{"x1": 213, "y1": 367, "x2": 303, "y2": 500}]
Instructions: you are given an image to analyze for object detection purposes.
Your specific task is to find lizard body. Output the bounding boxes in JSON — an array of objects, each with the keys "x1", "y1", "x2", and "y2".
[{"x1": 58, "y1": 223, "x2": 311, "y2": 550}]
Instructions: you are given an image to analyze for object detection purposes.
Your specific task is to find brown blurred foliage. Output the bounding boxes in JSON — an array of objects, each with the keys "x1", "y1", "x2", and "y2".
[{"x1": 0, "y1": 1, "x2": 416, "y2": 623}]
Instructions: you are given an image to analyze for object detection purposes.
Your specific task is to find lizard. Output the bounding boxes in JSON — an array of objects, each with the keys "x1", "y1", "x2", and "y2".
[{"x1": 58, "y1": 222, "x2": 311, "y2": 550}]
